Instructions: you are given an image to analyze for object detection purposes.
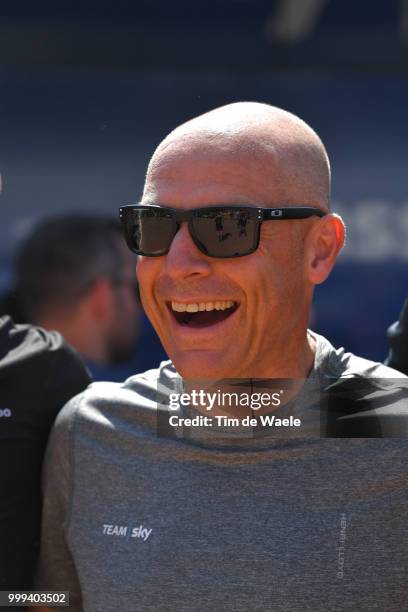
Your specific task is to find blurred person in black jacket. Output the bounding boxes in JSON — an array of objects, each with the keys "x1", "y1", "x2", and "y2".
[
  {"x1": 0, "y1": 316, "x2": 91, "y2": 592},
  {"x1": 8, "y1": 215, "x2": 141, "y2": 381},
  {"x1": 0, "y1": 174, "x2": 91, "y2": 595}
]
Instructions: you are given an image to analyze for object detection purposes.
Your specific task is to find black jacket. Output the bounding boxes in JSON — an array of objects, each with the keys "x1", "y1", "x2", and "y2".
[
  {"x1": 386, "y1": 298, "x2": 408, "y2": 375},
  {"x1": 0, "y1": 316, "x2": 91, "y2": 591}
]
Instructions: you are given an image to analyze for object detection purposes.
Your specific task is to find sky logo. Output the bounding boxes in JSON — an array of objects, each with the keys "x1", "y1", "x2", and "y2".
[{"x1": 102, "y1": 523, "x2": 152, "y2": 541}]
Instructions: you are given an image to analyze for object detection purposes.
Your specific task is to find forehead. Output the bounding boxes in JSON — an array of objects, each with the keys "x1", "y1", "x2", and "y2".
[{"x1": 142, "y1": 142, "x2": 291, "y2": 209}]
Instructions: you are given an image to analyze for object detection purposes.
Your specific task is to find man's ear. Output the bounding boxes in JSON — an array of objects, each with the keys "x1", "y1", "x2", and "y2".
[
  {"x1": 306, "y1": 214, "x2": 345, "y2": 285},
  {"x1": 87, "y1": 277, "x2": 115, "y2": 320}
]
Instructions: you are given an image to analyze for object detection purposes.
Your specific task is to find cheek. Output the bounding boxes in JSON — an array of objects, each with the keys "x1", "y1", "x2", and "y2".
[
  {"x1": 248, "y1": 229, "x2": 305, "y2": 301},
  {"x1": 136, "y1": 258, "x2": 162, "y2": 315},
  {"x1": 259, "y1": 224, "x2": 305, "y2": 271},
  {"x1": 137, "y1": 257, "x2": 158, "y2": 292}
]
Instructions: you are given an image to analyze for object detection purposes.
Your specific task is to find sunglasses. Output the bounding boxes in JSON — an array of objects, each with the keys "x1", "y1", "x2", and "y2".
[{"x1": 119, "y1": 204, "x2": 325, "y2": 258}]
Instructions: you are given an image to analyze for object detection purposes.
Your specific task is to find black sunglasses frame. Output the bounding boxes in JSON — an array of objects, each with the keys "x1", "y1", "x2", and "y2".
[{"x1": 119, "y1": 204, "x2": 325, "y2": 259}]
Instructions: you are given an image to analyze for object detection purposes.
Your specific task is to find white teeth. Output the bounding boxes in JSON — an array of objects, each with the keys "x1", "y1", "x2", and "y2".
[{"x1": 171, "y1": 300, "x2": 235, "y2": 313}]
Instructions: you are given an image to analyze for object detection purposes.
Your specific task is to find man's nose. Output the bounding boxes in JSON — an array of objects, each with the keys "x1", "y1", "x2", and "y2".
[{"x1": 162, "y1": 222, "x2": 212, "y2": 280}]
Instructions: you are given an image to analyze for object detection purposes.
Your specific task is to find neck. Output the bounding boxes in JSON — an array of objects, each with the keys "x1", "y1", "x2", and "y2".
[
  {"x1": 183, "y1": 331, "x2": 316, "y2": 419},
  {"x1": 36, "y1": 309, "x2": 110, "y2": 366}
]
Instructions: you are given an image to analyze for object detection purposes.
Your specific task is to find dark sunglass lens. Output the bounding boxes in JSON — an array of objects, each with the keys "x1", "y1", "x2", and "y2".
[
  {"x1": 191, "y1": 209, "x2": 258, "y2": 257},
  {"x1": 123, "y1": 208, "x2": 177, "y2": 256}
]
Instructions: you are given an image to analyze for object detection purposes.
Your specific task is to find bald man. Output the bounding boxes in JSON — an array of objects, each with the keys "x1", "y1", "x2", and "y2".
[{"x1": 35, "y1": 103, "x2": 407, "y2": 612}]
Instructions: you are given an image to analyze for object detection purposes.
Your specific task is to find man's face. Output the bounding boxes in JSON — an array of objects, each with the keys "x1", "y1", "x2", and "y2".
[{"x1": 137, "y1": 147, "x2": 313, "y2": 379}]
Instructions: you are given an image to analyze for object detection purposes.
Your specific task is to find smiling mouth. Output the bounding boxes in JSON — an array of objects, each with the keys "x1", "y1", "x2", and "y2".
[{"x1": 168, "y1": 300, "x2": 238, "y2": 328}]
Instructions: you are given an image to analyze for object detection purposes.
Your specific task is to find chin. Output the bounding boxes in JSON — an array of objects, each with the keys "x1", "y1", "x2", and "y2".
[{"x1": 171, "y1": 350, "x2": 235, "y2": 380}]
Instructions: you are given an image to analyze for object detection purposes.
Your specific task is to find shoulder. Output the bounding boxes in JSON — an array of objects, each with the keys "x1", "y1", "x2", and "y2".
[
  {"x1": 52, "y1": 359, "x2": 178, "y2": 438},
  {"x1": 386, "y1": 297, "x2": 408, "y2": 374},
  {"x1": 310, "y1": 331, "x2": 408, "y2": 436},
  {"x1": 0, "y1": 317, "x2": 91, "y2": 426},
  {"x1": 0, "y1": 315, "x2": 90, "y2": 385},
  {"x1": 311, "y1": 330, "x2": 407, "y2": 382}
]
